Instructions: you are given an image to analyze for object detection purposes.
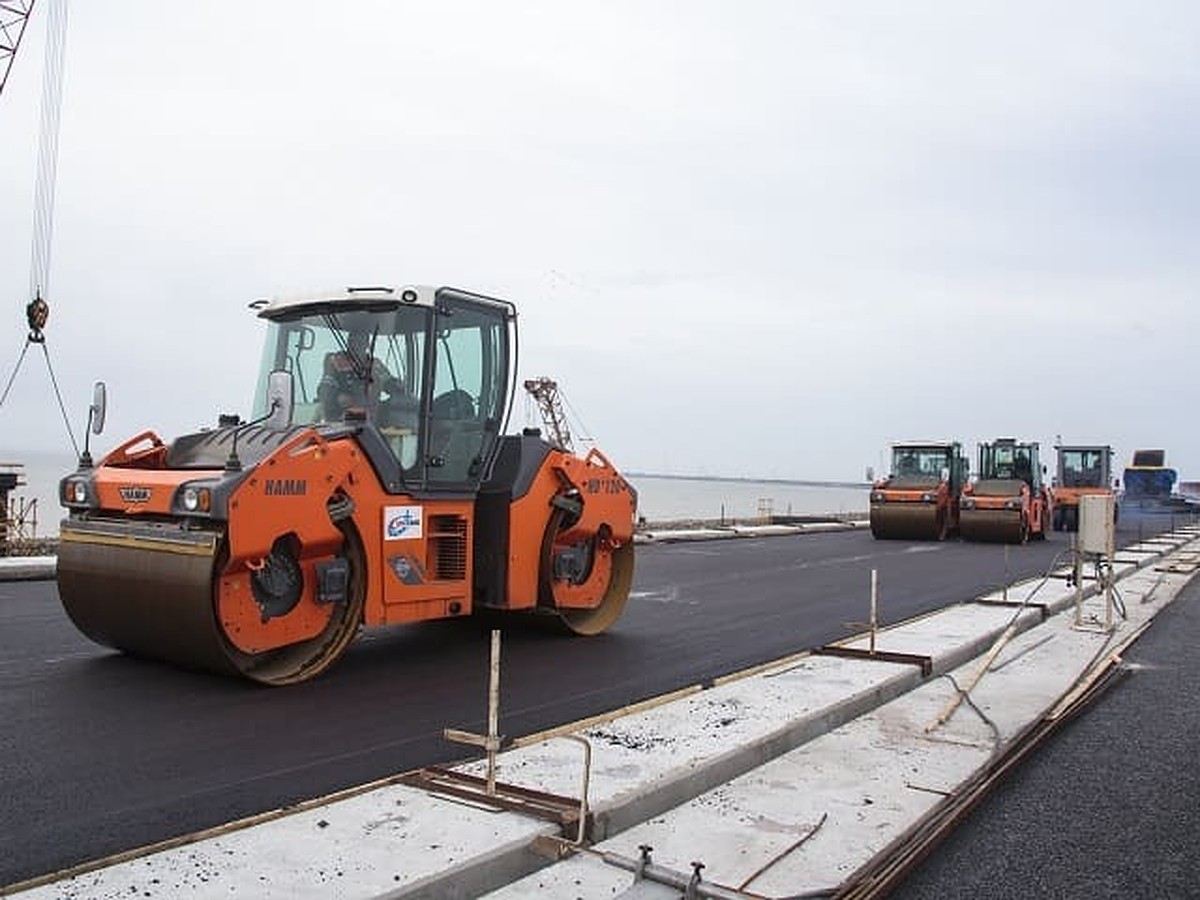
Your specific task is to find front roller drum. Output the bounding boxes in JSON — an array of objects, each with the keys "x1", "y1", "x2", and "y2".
[
  {"x1": 959, "y1": 508, "x2": 1026, "y2": 544},
  {"x1": 57, "y1": 519, "x2": 365, "y2": 685},
  {"x1": 58, "y1": 521, "x2": 237, "y2": 675},
  {"x1": 869, "y1": 503, "x2": 946, "y2": 541}
]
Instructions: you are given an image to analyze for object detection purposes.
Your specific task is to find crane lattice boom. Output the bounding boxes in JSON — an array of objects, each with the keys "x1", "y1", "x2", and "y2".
[
  {"x1": 0, "y1": 1, "x2": 36, "y2": 100},
  {"x1": 523, "y1": 377, "x2": 572, "y2": 451}
]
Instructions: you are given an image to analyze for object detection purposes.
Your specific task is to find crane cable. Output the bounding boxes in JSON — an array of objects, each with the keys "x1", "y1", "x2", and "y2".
[
  {"x1": 30, "y1": 0, "x2": 65, "y2": 305},
  {"x1": 0, "y1": 0, "x2": 77, "y2": 455}
]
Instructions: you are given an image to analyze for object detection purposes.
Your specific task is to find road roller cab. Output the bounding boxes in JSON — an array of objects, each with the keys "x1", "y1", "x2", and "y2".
[
  {"x1": 960, "y1": 439, "x2": 1052, "y2": 544},
  {"x1": 1051, "y1": 444, "x2": 1116, "y2": 532},
  {"x1": 869, "y1": 441, "x2": 969, "y2": 541},
  {"x1": 57, "y1": 285, "x2": 638, "y2": 685}
]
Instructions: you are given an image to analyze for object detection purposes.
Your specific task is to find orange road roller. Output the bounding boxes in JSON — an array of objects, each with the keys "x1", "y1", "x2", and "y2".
[
  {"x1": 57, "y1": 286, "x2": 637, "y2": 684},
  {"x1": 1051, "y1": 444, "x2": 1116, "y2": 532},
  {"x1": 959, "y1": 439, "x2": 1052, "y2": 544},
  {"x1": 869, "y1": 441, "x2": 970, "y2": 541}
]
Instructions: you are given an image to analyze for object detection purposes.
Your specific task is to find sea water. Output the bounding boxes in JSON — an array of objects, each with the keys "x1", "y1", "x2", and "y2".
[
  {"x1": 628, "y1": 474, "x2": 868, "y2": 524},
  {"x1": 5, "y1": 450, "x2": 869, "y2": 539}
]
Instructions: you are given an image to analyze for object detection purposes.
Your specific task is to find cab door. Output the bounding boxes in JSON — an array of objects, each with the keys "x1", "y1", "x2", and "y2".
[{"x1": 424, "y1": 290, "x2": 514, "y2": 490}]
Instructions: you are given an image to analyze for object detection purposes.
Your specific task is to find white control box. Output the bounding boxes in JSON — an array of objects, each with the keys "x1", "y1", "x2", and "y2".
[{"x1": 1078, "y1": 493, "x2": 1115, "y2": 554}]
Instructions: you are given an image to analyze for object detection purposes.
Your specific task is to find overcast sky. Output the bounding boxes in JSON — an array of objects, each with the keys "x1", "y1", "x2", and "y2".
[{"x1": 1, "y1": 1, "x2": 1197, "y2": 486}]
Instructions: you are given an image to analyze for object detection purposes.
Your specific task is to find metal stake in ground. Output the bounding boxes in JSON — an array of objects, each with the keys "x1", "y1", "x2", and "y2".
[
  {"x1": 843, "y1": 568, "x2": 880, "y2": 656},
  {"x1": 445, "y1": 628, "x2": 504, "y2": 795},
  {"x1": 1003, "y1": 544, "x2": 1010, "y2": 602},
  {"x1": 870, "y1": 568, "x2": 878, "y2": 655}
]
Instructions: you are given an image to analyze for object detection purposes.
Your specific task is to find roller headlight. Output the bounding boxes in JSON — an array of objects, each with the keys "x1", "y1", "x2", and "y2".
[
  {"x1": 1005, "y1": 497, "x2": 1023, "y2": 510},
  {"x1": 961, "y1": 497, "x2": 976, "y2": 510},
  {"x1": 176, "y1": 483, "x2": 214, "y2": 514},
  {"x1": 870, "y1": 491, "x2": 886, "y2": 503},
  {"x1": 62, "y1": 479, "x2": 89, "y2": 505},
  {"x1": 922, "y1": 492, "x2": 937, "y2": 503}
]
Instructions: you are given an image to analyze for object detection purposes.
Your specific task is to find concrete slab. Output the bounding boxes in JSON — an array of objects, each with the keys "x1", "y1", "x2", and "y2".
[{"x1": 489, "y1": 548, "x2": 1197, "y2": 898}]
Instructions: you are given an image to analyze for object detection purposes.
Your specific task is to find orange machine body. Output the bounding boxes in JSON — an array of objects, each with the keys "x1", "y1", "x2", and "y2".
[
  {"x1": 959, "y1": 439, "x2": 1052, "y2": 544},
  {"x1": 869, "y1": 441, "x2": 969, "y2": 541},
  {"x1": 1051, "y1": 445, "x2": 1116, "y2": 532},
  {"x1": 56, "y1": 285, "x2": 637, "y2": 684}
]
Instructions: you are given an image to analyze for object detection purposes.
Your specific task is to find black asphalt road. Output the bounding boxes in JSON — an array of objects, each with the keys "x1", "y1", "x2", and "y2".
[{"x1": 0, "y1": 511, "x2": 1187, "y2": 888}]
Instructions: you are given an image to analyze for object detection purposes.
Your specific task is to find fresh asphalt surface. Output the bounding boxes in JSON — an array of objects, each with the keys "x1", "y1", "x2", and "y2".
[{"x1": 0, "y1": 511, "x2": 1190, "y2": 889}]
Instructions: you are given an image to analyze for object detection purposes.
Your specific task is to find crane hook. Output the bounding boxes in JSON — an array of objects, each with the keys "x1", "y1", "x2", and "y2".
[{"x1": 26, "y1": 295, "x2": 49, "y2": 344}]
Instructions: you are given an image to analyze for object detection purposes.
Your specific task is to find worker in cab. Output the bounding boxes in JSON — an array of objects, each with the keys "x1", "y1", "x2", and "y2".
[{"x1": 319, "y1": 331, "x2": 405, "y2": 422}]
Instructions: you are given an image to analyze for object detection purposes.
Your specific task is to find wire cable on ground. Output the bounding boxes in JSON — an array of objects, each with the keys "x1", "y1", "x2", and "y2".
[{"x1": 939, "y1": 672, "x2": 1003, "y2": 755}]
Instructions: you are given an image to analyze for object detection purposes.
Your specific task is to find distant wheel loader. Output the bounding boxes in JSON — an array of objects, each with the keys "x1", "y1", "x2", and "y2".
[
  {"x1": 869, "y1": 441, "x2": 970, "y2": 541},
  {"x1": 1051, "y1": 444, "x2": 1117, "y2": 531},
  {"x1": 57, "y1": 286, "x2": 638, "y2": 685},
  {"x1": 959, "y1": 439, "x2": 1052, "y2": 543}
]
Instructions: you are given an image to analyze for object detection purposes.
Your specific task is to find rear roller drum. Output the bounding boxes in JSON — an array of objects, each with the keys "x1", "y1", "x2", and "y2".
[
  {"x1": 539, "y1": 507, "x2": 634, "y2": 635},
  {"x1": 225, "y1": 522, "x2": 367, "y2": 685}
]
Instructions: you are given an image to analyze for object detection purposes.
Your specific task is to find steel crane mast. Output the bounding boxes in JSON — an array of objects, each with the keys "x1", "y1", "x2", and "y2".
[{"x1": 0, "y1": 0, "x2": 36, "y2": 100}]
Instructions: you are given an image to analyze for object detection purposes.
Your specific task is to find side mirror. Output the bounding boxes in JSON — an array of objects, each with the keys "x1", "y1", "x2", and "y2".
[
  {"x1": 78, "y1": 380, "x2": 108, "y2": 469},
  {"x1": 90, "y1": 381, "x2": 107, "y2": 435},
  {"x1": 265, "y1": 370, "x2": 294, "y2": 430},
  {"x1": 865, "y1": 466, "x2": 875, "y2": 483},
  {"x1": 940, "y1": 466, "x2": 951, "y2": 482}
]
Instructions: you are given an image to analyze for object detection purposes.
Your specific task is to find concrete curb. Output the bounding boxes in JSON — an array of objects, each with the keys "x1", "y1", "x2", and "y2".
[
  {"x1": 0, "y1": 556, "x2": 56, "y2": 581},
  {"x1": 588, "y1": 666, "x2": 927, "y2": 843}
]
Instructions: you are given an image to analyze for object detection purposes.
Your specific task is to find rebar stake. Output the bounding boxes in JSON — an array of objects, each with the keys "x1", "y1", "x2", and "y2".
[
  {"x1": 869, "y1": 568, "x2": 879, "y2": 656},
  {"x1": 444, "y1": 628, "x2": 504, "y2": 795}
]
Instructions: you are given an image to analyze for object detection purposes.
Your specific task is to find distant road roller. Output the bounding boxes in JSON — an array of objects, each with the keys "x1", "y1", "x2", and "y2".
[
  {"x1": 57, "y1": 286, "x2": 638, "y2": 685},
  {"x1": 869, "y1": 441, "x2": 970, "y2": 540},
  {"x1": 959, "y1": 438, "x2": 1051, "y2": 543},
  {"x1": 1051, "y1": 444, "x2": 1116, "y2": 531}
]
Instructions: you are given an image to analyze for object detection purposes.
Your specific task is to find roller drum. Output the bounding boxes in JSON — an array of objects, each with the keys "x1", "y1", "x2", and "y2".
[
  {"x1": 57, "y1": 519, "x2": 238, "y2": 676},
  {"x1": 869, "y1": 504, "x2": 945, "y2": 541},
  {"x1": 57, "y1": 518, "x2": 366, "y2": 685},
  {"x1": 959, "y1": 508, "x2": 1026, "y2": 544}
]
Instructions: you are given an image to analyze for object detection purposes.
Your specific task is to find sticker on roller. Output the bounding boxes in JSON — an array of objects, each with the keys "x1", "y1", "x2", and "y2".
[{"x1": 384, "y1": 505, "x2": 423, "y2": 541}]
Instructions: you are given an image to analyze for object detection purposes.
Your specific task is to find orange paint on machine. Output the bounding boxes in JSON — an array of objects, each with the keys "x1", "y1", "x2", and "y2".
[{"x1": 57, "y1": 285, "x2": 637, "y2": 685}]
